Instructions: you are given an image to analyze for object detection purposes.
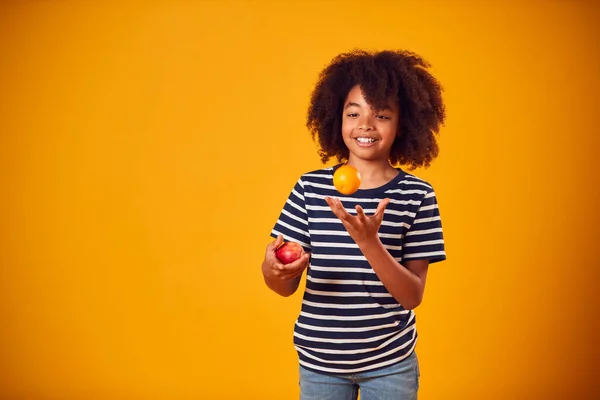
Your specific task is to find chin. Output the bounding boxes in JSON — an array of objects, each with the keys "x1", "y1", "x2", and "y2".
[{"x1": 350, "y1": 148, "x2": 382, "y2": 159}]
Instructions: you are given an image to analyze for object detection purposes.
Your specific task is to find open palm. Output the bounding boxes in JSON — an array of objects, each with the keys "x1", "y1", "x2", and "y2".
[{"x1": 325, "y1": 196, "x2": 390, "y2": 246}]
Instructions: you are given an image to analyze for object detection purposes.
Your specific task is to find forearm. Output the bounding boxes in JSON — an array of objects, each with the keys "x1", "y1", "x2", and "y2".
[
  {"x1": 359, "y1": 238, "x2": 424, "y2": 309},
  {"x1": 263, "y1": 273, "x2": 301, "y2": 297}
]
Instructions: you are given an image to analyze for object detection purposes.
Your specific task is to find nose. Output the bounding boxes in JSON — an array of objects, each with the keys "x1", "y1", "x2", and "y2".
[{"x1": 358, "y1": 116, "x2": 374, "y2": 131}]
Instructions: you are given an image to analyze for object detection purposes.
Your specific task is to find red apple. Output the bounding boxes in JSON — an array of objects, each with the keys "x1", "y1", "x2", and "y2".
[{"x1": 275, "y1": 241, "x2": 303, "y2": 264}]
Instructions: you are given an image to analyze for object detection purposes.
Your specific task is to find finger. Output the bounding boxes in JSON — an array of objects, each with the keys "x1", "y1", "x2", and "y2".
[
  {"x1": 324, "y1": 196, "x2": 334, "y2": 208},
  {"x1": 282, "y1": 267, "x2": 306, "y2": 281},
  {"x1": 276, "y1": 260, "x2": 286, "y2": 271},
  {"x1": 287, "y1": 252, "x2": 310, "y2": 271},
  {"x1": 274, "y1": 234, "x2": 284, "y2": 248},
  {"x1": 269, "y1": 258, "x2": 285, "y2": 273},
  {"x1": 280, "y1": 253, "x2": 309, "y2": 273},
  {"x1": 355, "y1": 205, "x2": 367, "y2": 222},
  {"x1": 327, "y1": 197, "x2": 354, "y2": 224},
  {"x1": 267, "y1": 234, "x2": 284, "y2": 251},
  {"x1": 280, "y1": 254, "x2": 310, "y2": 279},
  {"x1": 334, "y1": 198, "x2": 353, "y2": 222},
  {"x1": 325, "y1": 196, "x2": 343, "y2": 219},
  {"x1": 374, "y1": 198, "x2": 390, "y2": 218}
]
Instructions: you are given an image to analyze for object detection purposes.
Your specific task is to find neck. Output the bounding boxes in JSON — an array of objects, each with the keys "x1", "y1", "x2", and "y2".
[
  {"x1": 346, "y1": 157, "x2": 394, "y2": 174},
  {"x1": 345, "y1": 157, "x2": 398, "y2": 189}
]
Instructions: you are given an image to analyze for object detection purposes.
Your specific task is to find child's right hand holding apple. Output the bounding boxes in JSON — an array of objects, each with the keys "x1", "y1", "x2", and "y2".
[{"x1": 261, "y1": 234, "x2": 310, "y2": 297}]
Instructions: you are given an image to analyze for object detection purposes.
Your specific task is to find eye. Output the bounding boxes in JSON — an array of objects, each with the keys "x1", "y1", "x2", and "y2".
[
  {"x1": 346, "y1": 113, "x2": 359, "y2": 118},
  {"x1": 376, "y1": 114, "x2": 391, "y2": 120}
]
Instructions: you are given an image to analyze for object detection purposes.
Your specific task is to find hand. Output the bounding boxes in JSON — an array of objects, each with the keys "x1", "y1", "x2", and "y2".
[
  {"x1": 262, "y1": 235, "x2": 310, "y2": 282},
  {"x1": 325, "y1": 196, "x2": 390, "y2": 246}
]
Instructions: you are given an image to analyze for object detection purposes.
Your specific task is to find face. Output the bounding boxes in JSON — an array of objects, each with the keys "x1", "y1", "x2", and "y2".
[{"x1": 341, "y1": 85, "x2": 400, "y2": 164}]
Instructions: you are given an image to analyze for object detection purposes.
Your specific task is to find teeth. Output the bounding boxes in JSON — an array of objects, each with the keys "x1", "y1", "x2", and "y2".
[{"x1": 357, "y1": 137, "x2": 376, "y2": 143}]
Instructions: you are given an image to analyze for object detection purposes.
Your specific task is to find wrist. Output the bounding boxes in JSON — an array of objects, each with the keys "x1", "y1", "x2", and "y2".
[{"x1": 357, "y1": 236, "x2": 382, "y2": 253}]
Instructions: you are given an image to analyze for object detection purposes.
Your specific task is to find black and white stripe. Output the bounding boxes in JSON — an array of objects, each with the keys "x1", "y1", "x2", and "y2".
[{"x1": 271, "y1": 165, "x2": 446, "y2": 374}]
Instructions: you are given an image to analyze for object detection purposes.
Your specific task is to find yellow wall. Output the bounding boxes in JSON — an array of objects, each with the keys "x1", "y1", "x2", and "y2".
[{"x1": 1, "y1": 0, "x2": 598, "y2": 399}]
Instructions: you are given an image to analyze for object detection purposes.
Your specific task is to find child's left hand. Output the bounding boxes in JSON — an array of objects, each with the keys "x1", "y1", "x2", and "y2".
[{"x1": 325, "y1": 196, "x2": 390, "y2": 246}]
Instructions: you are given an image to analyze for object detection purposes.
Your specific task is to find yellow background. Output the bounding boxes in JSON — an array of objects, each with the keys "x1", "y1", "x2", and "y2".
[{"x1": 1, "y1": 0, "x2": 598, "y2": 399}]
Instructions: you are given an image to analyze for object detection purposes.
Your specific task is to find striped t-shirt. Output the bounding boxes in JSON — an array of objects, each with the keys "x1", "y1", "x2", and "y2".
[{"x1": 270, "y1": 164, "x2": 446, "y2": 374}]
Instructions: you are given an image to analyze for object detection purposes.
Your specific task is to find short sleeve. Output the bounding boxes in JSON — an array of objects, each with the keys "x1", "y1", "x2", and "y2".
[
  {"x1": 402, "y1": 189, "x2": 446, "y2": 264},
  {"x1": 270, "y1": 178, "x2": 311, "y2": 251}
]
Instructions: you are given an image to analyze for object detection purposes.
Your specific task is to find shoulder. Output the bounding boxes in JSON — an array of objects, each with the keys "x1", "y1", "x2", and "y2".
[
  {"x1": 297, "y1": 165, "x2": 336, "y2": 188},
  {"x1": 385, "y1": 170, "x2": 439, "y2": 205},
  {"x1": 396, "y1": 171, "x2": 436, "y2": 193},
  {"x1": 300, "y1": 165, "x2": 335, "y2": 179}
]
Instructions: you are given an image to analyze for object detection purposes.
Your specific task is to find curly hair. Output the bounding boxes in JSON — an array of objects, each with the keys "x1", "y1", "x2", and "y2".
[{"x1": 306, "y1": 49, "x2": 446, "y2": 170}]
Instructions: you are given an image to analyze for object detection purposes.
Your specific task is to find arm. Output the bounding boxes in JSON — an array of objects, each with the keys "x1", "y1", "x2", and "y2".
[
  {"x1": 325, "y1": 196, "x2": 430, "y2": 309},
  {"x1": 358, "y1": 237, "x2": 428, "y2": 309},
  {"x1": 261, "y1": 234, "x2": 310, "y2": 297},
  {"x1": 265, "y1": 177, "x2": 312, "y2": 297}
]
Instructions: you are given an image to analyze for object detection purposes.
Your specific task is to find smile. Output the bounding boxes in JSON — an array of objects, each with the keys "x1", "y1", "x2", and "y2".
[
  {"x1": 356, "y1": 137, "x2": 377, "y2": 143},
  {"x1": 355, "y1": 137, "x2": 378, "y2": 146}
]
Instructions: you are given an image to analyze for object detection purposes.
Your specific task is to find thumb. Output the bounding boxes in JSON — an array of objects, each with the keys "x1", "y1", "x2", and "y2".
[
  {"x1": 270, "y1": 234, "x2": 284, "y2": 250},
  {"x1": 374, "y1": 198, "x2": 390, "y2": 218}
]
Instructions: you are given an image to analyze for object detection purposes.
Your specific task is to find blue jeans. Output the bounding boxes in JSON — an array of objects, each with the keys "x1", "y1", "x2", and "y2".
[{"x1": 299, "y1": 351, "x2": 420, "y2": 400}]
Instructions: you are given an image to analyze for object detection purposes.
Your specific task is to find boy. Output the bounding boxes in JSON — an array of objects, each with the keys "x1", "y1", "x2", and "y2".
[{"x1": 262, "y1": 49, "x2": 446, "y2": 400}]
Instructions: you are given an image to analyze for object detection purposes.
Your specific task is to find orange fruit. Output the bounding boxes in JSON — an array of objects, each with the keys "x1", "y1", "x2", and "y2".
[{"x1": 333, "y1": 164, "x2": 361, "y2": 195}]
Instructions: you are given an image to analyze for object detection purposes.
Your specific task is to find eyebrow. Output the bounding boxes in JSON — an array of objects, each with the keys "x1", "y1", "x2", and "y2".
[
  {"x1": 345, "y1": 102, "x2": 392, "y2": 111},
  {"x1": 345, "y1": 102, "x2": 362, "y2": 109}
]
